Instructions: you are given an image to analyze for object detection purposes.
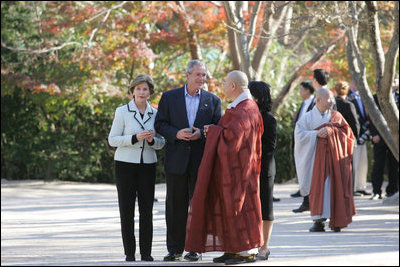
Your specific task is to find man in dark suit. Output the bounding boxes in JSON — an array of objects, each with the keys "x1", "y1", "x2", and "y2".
[
  {"x1": 348, "y1": 80, "x2": 372, "y2": 196},
  {"x1": 369, "y1": 77, "x2": 399, "y2": 200},
  {"x1": 155, "y1": 60, "x2": 222, "y2": 262}
]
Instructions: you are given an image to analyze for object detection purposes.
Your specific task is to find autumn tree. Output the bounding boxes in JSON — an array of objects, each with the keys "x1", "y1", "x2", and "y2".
[
  {"x1": 222, "y1": 1, "x2": 346, "y2": 112},
  {"x1": 346, "y1": 1, "x2": 399, "y2": 161}
]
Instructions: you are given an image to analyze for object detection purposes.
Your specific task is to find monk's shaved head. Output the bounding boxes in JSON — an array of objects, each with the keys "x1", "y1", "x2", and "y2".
[
  {"x1": 316, "y1": 87, "x2": 332, "y2": 99},
  {"x1": 316, "y1": 87, "x2": 334, "y2": 112},
  {"x1": 227, "y1": 71, "x2": 248, "y2": 90}
]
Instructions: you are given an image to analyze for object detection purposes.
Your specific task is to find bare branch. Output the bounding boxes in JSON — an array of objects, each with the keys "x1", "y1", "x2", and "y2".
[
  {"x1": 247, "y1": 1, "x2": 262, "y2": 49},
  {"x1": 221, "y1": 19, "x2": 323, "y2": 41},
  {"x1": 1, "y1": 40, "x2": 84, "y2": 54}
]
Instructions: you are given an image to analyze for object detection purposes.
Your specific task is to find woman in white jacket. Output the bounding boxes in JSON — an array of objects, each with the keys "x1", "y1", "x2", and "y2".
[{"x1": 108, "y1": 74, "x2": 165, "y2": 262}]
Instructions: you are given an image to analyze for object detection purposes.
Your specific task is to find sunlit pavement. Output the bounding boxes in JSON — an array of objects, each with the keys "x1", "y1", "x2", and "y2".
[{"x1": 2, "y1": 179, "x2": 398, "y2": 266}]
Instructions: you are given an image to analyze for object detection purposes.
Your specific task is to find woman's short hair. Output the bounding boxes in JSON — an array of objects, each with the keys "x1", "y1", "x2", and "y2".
[
  {"x1": 129, "y1": 74, "x2": 154, "y2": 95},
  {"x1": 313, "y1": 69, "x2": 329, "y2": 86},
  {"x1": 334, "y1": 81, "x2": 350, "y2": 96},
  {"x1": 248, "y1": 81, "x2": 272, "y2": 113}
]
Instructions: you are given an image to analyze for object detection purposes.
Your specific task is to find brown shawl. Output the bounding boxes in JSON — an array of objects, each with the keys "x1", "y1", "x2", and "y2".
[
  {"x1": 309, "y1": 110, "x2": 356, "y2": 228},
  {"x1": 185, "y1": 99, "x2": 264, "y2": 253}
]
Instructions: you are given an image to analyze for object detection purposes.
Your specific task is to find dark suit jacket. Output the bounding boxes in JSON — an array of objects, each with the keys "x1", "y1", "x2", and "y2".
[
  {"x1": 294, "y1": 97, "x2": 315, "y2": 124},
  {"x1": 155, "y1": 86, "x2": 222, "y2": 175},
  {"x1": 335, "y1": 97, "x2": 360, "y2": 140},
  {"x1": 369, "y1": 93, "x2": 399, "y2": 146},
  {"x1": 347, "y1": 90, "x2": 369, "y2": 136}
]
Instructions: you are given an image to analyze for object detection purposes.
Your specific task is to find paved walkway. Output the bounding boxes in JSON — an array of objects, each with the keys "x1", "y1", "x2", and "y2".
[{"x1": 1, "y1": 179, "x2": 398, "y2": 266}]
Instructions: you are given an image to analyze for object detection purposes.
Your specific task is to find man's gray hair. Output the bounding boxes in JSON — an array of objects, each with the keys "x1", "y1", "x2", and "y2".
[{"x1": 186, "y1": 59, "x2": 207, "y2": 74}]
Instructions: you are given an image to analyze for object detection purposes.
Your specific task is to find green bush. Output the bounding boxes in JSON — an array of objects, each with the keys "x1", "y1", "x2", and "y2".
[{"x1": 2, "y1": 87, "x2": 301, "y2": 184}]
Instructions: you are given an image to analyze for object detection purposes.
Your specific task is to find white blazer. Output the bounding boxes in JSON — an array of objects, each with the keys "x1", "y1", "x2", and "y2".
[{"x1": 108, "y1": 100, "x2": 165, "y2": 164}]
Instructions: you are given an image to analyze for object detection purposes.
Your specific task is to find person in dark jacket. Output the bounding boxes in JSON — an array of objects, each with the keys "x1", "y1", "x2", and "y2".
[
  {"x1": 348, "y1": 80, "x2": 371, "y2": 196},
  {"x1": 334, "y1": 81, "x2": 360, "y2": 140},
  {"x1": 369, "y1": 77, "x2": 399, "y2": 200},
  {"x1": 154, "y1": 60, "x2": 222, "y2": 262},
  {"x1": 249, "y1": 81, "x2": 276, "y2": 261},
  {"x1": 334, "y1": 81, "x2": 361, "y2": 197}
]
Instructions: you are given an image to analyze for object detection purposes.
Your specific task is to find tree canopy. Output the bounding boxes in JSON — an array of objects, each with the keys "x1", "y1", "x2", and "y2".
[{"x1": 1, "y1": 1, "x2": 398, "y2": 182}]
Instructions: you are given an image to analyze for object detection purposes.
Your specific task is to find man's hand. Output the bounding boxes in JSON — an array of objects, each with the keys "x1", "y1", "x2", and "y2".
[
  {"x1": 176, "y1": 128, "x2": 193, "y2": 141},
  {"x1": 189, "y1": 126, "x2": 201, "y2": 140},
  {"x1": 372, "y1": 135, "x2": 380, "y2": 144},
  {"x1": 317, "y1": 127, "x2": 328, "y2": 138}
]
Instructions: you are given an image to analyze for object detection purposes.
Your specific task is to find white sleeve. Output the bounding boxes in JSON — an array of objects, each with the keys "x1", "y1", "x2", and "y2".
[
  {"x1": 108, "y1": 107, "x2": 134, "y2": 147},
  {"x1": 294, "y1": 115, "x2": 318, "y2": 196}
]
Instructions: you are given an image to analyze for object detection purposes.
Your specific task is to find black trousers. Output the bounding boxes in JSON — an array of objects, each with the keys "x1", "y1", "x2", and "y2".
[
  {"x1": 114, "y1": 160, "x2": 156, "y2": 257},
  {"x1": 371, "y1": 142, "x2": 399, "y2": 196},
  {"x1": 165, "y1": 160, "x2": 197, "y2": 254}
]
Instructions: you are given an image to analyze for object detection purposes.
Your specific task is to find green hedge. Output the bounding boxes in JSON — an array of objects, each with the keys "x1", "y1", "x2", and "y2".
[{"x1": 2, "y1": 88, "x2": 300, "y2": 184}]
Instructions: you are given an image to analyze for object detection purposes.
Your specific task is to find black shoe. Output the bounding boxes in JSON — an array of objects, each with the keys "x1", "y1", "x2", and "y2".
[
  {"x1": 163, "y1": 252, "x2": 182, "y2": 261},
  {"x1": 125, "y1": 255, "x2": 135, "y2": 261},
  {"x1": 353, "y1": 191, "x2": 363, "y2": 196},
  {"x1": 290, "y1": 190, "x2": 302, "y2": 197},
  {"x1": 273, "y1": 197, "x2": 280, "y2": 202},
  {"x1": 213, "y1": 253, "x2": 236, "y2": 263},
  {"x1": 370, "y1": 194, "x2": 382, "y2": 200},
  {"x1": 356, "y1": 190, "x2": 372, "y2": 196},
  {"x1": 386, "y1": 192, "x2": 397, "y2": 198},
  {"x1": 256, "y1": 249, "x2": 270, "y2": 260},
  {"x1": 184, "y1": 252, "x2": 201, "y2": 261},
  {"x1": 225, "y1": 254, "x2": 256, "y2": 265},
  {"x1": 309, "y1": 221, "x2": 325, "y2": 232},
  {"x1": 292, "y1": 204, "x2": 309, "y2": 213},
  {"x1": 141, "y1": 255, "x2": 154, "y2": 261},
  {"x1": 331, "y1": 227, "x2": 341, "y2": 232}
]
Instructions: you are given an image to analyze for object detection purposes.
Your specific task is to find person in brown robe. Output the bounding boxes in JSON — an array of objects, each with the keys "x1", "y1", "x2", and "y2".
[
  {"x1": 185, "y1": 71, "x2": 264, "y2": 264},
  {"x1": 295, "y1": 88, "x2": 356, "y2": 233}
]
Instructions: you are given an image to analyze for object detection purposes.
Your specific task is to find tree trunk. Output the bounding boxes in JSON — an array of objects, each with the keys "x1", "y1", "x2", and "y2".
[
  {"x1": 272, "y1": 35, "x2": 341, "y2": 112},
  {"x1": 366, "y1": 1, "x2": 399, "y2": 153},
  {"x1": 346, "y1": 1, "x2": 399, "y2": 161},
  {"x1": 175, "y1": 1, "x2": 202, "y2": 60}
]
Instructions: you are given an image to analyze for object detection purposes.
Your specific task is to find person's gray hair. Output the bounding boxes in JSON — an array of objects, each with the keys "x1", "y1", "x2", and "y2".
[
  {"x1": 186, "y1": 59, "x2": 207, "y2": 74},
  {"x1": 316, "y1": 87, "x2": 332, "y2": 99},
  {"x1": 129, "y1": 74, "x2": 154, "y2": 95}
]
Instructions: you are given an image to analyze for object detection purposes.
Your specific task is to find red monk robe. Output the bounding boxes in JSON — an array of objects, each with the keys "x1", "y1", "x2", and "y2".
[
  {"x1": 185, "y1": 99, "x2": 264, "y2": 253},
  {"x1": 310, "y1": 110, "x2": 356, "y2": 229}
]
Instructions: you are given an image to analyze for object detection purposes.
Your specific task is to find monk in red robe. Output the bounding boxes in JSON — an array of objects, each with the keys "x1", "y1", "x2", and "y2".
[
  {"x1": 185, "y1": 71, "x2": 264, "y2": 264},
  {"x1": 295, "y1": 88, "x2": 355, "y2": 232}
]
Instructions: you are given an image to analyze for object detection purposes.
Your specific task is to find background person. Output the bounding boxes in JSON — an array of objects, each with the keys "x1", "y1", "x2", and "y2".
[
  {"x1": 293, "y1": 69, "x2": 331, "y2": 214},
  {"x1": 249, "y1": 81, "x2": 276, "y2": 261}
]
